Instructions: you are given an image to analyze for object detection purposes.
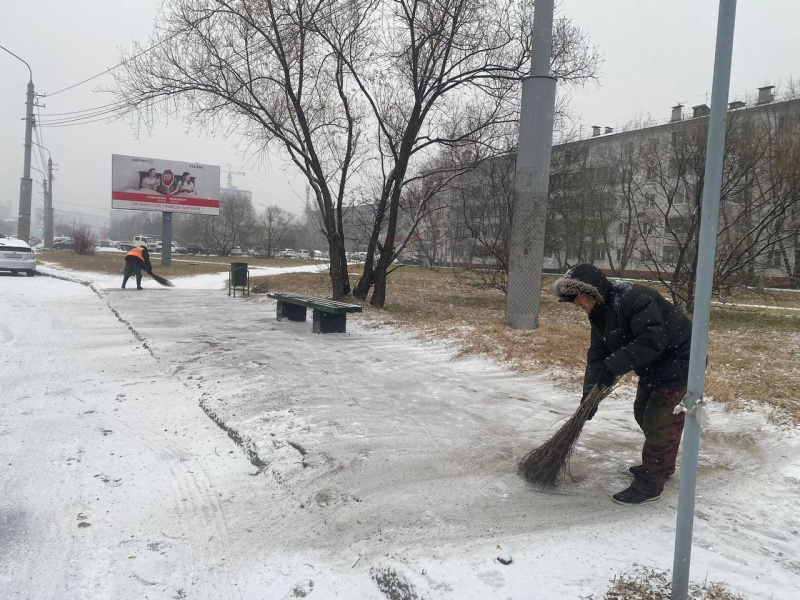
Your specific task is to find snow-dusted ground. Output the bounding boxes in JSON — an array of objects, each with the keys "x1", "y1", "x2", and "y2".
[
  {"x1": 1, "y1": 270, "x2": 798, "y2": 599},
  {"x1": 38, "y1": 261, "x2": 329, "y2": 291}
]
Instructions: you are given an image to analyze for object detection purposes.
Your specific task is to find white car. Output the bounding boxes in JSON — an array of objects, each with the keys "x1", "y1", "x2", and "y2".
[{"x1": 0, "y1": 238, "x2": 36, "y2": 276}]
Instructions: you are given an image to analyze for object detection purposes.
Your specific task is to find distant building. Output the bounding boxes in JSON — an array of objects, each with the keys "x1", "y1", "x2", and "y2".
[{"x1": 435, "y1": 85, "x2": 800, "y2": 287}]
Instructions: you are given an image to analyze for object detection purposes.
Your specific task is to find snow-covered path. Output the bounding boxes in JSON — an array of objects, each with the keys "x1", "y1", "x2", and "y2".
[
  {"x1": 2, "y1": 272, "x2": 798, "y2": 599},
  {"x1": 0, "y1": 275, "x2": 375, "y2": 599}
]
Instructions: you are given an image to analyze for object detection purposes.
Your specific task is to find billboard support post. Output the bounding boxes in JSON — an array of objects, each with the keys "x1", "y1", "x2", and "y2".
[{"x1": 162, "y1": 212, "x2": 172, "y2": 266}]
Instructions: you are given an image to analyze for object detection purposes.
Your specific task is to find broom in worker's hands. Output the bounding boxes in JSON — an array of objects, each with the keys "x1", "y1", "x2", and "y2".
[
  {"x1": 145, "y1": 268, "x2": 174, "y2": 287},
  {"x1": 518, "y1": 381, "x2": 618, "y2": 486}
]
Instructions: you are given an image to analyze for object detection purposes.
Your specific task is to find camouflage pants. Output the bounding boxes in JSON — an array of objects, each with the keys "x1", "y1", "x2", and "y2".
[{"x1": 631, "y1": 384, "x2": 687, "y2": 496}]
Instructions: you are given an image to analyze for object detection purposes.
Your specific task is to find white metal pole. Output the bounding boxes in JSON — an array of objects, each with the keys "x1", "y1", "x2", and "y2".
[{"x1": 671, "y1": 2, "x2": 737, "y2": 598}]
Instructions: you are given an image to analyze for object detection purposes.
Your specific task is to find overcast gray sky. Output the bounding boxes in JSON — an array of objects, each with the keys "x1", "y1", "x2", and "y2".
[{"x1": 2, "y1": 0, "x2": 798, "y2": 227}]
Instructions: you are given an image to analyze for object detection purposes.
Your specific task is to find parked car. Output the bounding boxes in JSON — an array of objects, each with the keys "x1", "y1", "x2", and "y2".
[
  {"x1": 247, "y1": 247, "x2": 266, "y2": 258},
  {"x1": 52, "y1": 237, "x2": 75, "y2": 250},
  {"x1": 280, "y1": 249, "x2": 296, "y2": 259},
  {"x1": 155, "y1": 241, "x2": 178, "y2": 254},
  {"x1": 185, "y1": 244, "x2": 207, "y2": 255},
  {"x1": 0, "y1": 238, "x2": 36, "y2": 276},
  {"x1": 230, "y1": 246, "x2": 243, "y2": 256}
]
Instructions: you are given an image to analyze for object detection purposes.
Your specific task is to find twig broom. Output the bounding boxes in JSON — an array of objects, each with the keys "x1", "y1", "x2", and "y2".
[
  {"x1": 518, "y1": 382, "x2": 617, "y2": 486},
  {"x1": 145, "y1": 269, "x2": 174, "y2": 287}
]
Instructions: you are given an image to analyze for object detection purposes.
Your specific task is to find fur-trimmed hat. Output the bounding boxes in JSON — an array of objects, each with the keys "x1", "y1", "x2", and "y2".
[{"x1": 552, "y1": 264, "x2": 610, "y2": 304}]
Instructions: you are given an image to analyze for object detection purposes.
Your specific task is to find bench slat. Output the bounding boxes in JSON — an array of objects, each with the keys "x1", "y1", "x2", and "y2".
[{"x1": 267, "y1": 292, "x2": 362, "y2": 314}]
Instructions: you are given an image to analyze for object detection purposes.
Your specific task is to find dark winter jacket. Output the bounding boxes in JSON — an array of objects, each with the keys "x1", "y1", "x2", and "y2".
[
  {"x1": 125, "y1": 246, "x2": 152, "y2": 272},
  {"x1": 553, "y1": 264, "x2": 693, "y2": 394}
]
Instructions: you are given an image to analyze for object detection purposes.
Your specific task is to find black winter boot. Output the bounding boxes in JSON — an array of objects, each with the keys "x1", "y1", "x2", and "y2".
[{"x1": 612, "y1": 486, "x2": 660, "y2": 505}]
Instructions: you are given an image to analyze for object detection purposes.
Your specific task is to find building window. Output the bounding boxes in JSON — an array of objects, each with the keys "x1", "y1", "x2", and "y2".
[
  {"x1": 672, "y1": 188, "x2": 687, "y2": 205},
  {"x1": 617, "y1": 222, "x2": 630, "y2": 236},
  {"x1": 669, "y1": 159, "x2": 679, "y2": 177},
  {"x1": 594, "y1": 166, "x2": 611, "y2": 183},
  {"x1": 668, "y1": 217, "x2": 686, "y2": 235},
  {"x1": 644, "y1": 192, "x2": 656, "y2": 208},
  {"x1": 593, "y1": 247, "x2": 606, "y2": 261},
  {"x1": 642, "y1": 223, "x2": 655, "y2": 235},
  {"x1": 616, "y1": 248, "x2": 622, "y2": 262},
  {"x1": 663, "y1": 246, "x2": 679, "y2": 263},
  {"x1": 767, "y1": 249, "x2": 783, "y2": 269}
]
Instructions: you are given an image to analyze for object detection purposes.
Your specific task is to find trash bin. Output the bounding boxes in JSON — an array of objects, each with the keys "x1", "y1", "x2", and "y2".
[{"x1": 229, "y1": 262, "x2": 250, "y2": 297}]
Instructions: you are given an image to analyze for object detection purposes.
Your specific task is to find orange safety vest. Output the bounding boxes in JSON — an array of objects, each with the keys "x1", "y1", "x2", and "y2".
[{"x1": 126, "y1": 247, "x2": 145, "y2": 262}]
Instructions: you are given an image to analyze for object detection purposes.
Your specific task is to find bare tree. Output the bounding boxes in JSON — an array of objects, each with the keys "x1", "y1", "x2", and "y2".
[
  {"x1": 114, "y1": 0, "x2": 366, "y2": 297},
  {"x1": 344, "y1": 1, "x2": 600, "y2": 305},
  {"x1": 625, "y1": 109, "x2": 800, "y2": 309},
  {"x1": 255, "y1": 205, "x2": 295, "y2": 257},
  {"x1": 201, "y1": 193, "x2": 256, "y2": 255},
  {"x1": 114, "y1": 0, "x2": 598, "y2": 304}
]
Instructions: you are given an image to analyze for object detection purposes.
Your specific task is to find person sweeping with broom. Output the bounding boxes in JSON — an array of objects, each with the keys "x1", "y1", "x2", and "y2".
[
  {"x1": 552, "y1": 264, "x2": 693, "y2": 505},
  {"x1": 121, "y1": 244, "x2": 173, "y2": 289},
  {"x1": 122, "y1": 244, "x2": 152, "y2": 290}
]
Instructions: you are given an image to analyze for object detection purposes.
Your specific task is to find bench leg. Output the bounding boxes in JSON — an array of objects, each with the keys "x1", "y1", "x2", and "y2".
[
  {"x1": 276, "y1": 300, "x2": 283, "y2": 321},
  {"x1": 282, "y1": 302, "x2": 307, "y2": 322},
  {"x1": 313, "y1": 310, "x2": 346, "y2": 334}
]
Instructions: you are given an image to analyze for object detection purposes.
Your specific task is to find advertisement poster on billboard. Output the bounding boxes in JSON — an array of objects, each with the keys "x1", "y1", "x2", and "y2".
[{"x1": 111, "y1": 154, "x2": 221, "y2": 215}]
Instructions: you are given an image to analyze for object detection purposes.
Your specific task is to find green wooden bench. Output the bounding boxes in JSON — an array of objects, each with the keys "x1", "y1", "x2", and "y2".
[{"x1": 266, "y1": 292, "x2": 362, "y2": 334}]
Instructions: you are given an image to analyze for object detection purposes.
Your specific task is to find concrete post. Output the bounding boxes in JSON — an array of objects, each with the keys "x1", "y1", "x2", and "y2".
[
  {"x1": 505, "y1": 0, "x2": 557, "y2": 329},
  {"x1": 17, "y1": 79, "x2": 35, "y2": 242},
  {"x1": 45, "y1": 157, "x2": 54, "y2": 248}
]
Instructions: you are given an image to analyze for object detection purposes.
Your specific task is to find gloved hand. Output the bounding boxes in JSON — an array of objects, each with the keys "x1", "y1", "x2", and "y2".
[{"x1": 598, "y1": 366, "x2": 616, "y2": 389}]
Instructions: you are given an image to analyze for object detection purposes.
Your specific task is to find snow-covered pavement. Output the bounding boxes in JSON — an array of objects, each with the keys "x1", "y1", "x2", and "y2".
[{"x1": 2, "y1": 272, "x2": 798, "y2": 599}]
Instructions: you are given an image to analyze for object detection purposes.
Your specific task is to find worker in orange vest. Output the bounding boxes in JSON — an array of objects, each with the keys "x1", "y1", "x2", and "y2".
[{"x1": 122, "y1": 245, "x2": 153, "y2": 289}]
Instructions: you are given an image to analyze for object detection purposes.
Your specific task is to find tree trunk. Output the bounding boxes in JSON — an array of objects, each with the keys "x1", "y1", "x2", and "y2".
[{"x1": 327, "y1": 231, "x2": 349, "y2": 299}]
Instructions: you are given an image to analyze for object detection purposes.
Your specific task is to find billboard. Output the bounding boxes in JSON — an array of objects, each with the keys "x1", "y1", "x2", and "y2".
[{"x1": 111, "y1": 154, "x2": 221, "y2": 215}]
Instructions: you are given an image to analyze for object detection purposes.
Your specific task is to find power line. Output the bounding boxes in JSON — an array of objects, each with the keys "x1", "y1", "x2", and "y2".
[
  {"x1": 37, "y1": 100, "x2": 128, "y2": 117},
  {"x1": 44, "y1": 29, "x2": 185, "y2": 98},
  {"x1": 53, "y1": 199, "x2": 111, "y2": 213},
  {"x1": 38, "y1": 114, "x2": 128, "y2": 128},
  {"x1": 37, "y1": 105, "x2": 128, "y2": 126}
]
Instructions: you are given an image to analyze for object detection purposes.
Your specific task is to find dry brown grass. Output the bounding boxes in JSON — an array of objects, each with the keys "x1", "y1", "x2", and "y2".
[
  {"x1": 38, "y1": 249, "x2": 316, "y2": 278},
  {"x1": 591, "y1": 566, "x2": 747, "y2": 599},
  {"x1": 253, "y1": 266, "x2": 800, "y2": 423}
]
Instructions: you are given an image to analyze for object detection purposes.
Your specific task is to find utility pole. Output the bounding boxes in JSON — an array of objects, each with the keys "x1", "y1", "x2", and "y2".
[
  {"x1": 46, "y1": 158, "x2": 54, "y2": 248},
  {"x1": 671, "y1": 2, "x2": 737, "y2": 599},
  {"x1": 18, "y1": 78, "x2": 35, "y2": 242},
  {"x1": 1, "y1": 46, "x2": 35, "y2": 243},
  {"x1": 33, "y1": 141, "x2": 55, "y2": 248},
  {"x1": 505, "y1": 0, "x2": 557, "y2": 329}
]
